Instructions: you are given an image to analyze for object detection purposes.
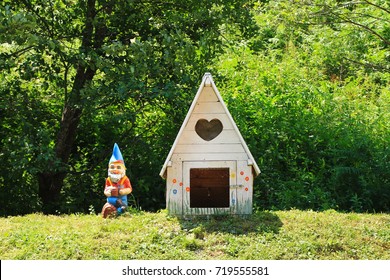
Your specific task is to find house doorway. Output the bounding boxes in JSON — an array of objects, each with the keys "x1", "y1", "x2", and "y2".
[
  {"x1": 182, "y1": 161, "x2": 237, "y2": 215},
  {"x1": 190, "y1": 168, "x2": 230, "y2": 208}
]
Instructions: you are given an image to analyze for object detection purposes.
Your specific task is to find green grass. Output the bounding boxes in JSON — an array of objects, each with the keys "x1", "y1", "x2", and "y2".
[{"x1": 0, "y1": 209, "x2": 389, "y2": 260}]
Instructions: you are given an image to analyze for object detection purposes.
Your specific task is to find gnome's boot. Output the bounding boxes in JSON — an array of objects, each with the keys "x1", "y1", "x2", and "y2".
[
  {"x1": 116, "y1": 200, "x2": 126, "y2": 215},
  {"x1": 102, "y1": 203, "x2": 117, "y2": 218}
]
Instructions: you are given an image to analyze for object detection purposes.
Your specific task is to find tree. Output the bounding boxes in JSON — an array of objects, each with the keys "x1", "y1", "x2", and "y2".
[
  {"x1": 0, "y1": 0, "x2": 257, "y2": 214},
  {"x1": 214, "y1": 0, "x2": 390, "y2": 212},
  {"x1": 277, "y1": 0, "x2": 390, "y2": 75}
]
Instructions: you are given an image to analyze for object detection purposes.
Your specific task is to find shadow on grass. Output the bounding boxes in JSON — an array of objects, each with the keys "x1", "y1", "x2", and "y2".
[{"x1": 177, "y1": 211, "x2": 283, "y2": 235}]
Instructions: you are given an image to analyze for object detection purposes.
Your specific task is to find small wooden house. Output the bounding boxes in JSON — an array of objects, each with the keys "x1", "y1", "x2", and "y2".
[{"x1": 160, "y1": 73, "x2": 260, "y2": 215}]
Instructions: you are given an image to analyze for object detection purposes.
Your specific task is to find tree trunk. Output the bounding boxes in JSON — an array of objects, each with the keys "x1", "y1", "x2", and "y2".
[
  {"x1": 38, "y1": 172, "x2": 67, "y2": 214},
  {"x1": 36, "y1": 0, "x2": 104, "y2": 214},
  {"x1": 37, "y1": 71, "x2": 94, "y2": 213},
  {"x1": 38, "y1": 106, "x2": 82, "y2": 214}
]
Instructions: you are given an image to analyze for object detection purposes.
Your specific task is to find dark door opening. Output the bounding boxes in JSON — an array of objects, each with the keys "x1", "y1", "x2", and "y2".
[{"x1": 190, "y1": 168, "x2": 230, "y2": 208}]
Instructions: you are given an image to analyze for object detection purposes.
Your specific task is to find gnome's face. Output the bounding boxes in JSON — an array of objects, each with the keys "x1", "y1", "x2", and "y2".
[{"x1": 108, "y1": 162, "x2": 126, "y2": 183}]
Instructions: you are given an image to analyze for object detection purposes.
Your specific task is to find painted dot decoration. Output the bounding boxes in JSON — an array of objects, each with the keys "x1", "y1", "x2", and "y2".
[
  {"x1": 179, "y1": 182, "x2": 183, "y2": 186},
  {"x1": 173, "y1": 189, "x2": 178, "y2": 195},
  {"x1": 245, "y1": 176, "x2": 250, "y2": 182},
  {"x1": 245, "y1": 187, "x2": 249, "y2": 192},
  {"x1": 240, "y1": 171, "x2": 244, "y2": 175},
  {"x1": 185, "y1": 187, "x2": 190, "y2": 192},
  {"x1": 172, "y1": 178, "x2": 177, "y2": 184}
]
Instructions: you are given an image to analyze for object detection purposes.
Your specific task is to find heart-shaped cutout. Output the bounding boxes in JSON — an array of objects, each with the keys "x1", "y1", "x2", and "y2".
[{"x1": 195, "y1": 119, "x2": 223, "y2": 141}]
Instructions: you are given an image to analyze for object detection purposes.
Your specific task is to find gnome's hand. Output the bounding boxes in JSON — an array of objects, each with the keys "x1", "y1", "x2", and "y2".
[
  {"x1": 110, "y1": 187, "x2": 119, "y2": 197},
  {"x1": 119, "y1": 188, "x2": 131, "y2": 196},
  {"x1": 104, "y1": 186, "x2": 116, "y2": 197}
]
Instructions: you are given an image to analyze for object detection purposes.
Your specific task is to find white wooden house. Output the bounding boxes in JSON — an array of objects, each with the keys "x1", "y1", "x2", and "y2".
[{"x1": 160, "y1": 73, "x2": 260, "y2": 215}]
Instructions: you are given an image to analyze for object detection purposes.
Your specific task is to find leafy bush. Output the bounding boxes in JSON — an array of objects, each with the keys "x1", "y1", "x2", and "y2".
[
  {"x1": 215, "y1": 17, "x2": 390, "y2": 212},
  {"x1": 1, "y1": 0, "x2": 389, "y2": 215}
]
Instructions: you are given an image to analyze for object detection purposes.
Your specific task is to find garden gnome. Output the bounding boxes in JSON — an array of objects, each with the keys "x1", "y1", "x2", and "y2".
[{"x1": 101, "y1": 143, "x2": 132, "y2": 218}]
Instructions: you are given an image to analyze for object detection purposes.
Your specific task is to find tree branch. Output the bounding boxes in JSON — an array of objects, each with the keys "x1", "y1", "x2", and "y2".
[
  {"x1": 363, "y1": 0, "x2": 390, "y2": 15},
  {"x1": 344, "y1": 57, "x2": 390, "y2": 73},
  {"x1": 20, "y1": 0, "x2": 55, "y2": 38},
  {"x1": 4, "y1": 45, "x2": 36, "y2": 58},
  {"x1": 335, "y1": 12, "x2": 390, "y2": 46},
  {"x1": 309, "y1": 1, "x2": 390, "y2": 46}
]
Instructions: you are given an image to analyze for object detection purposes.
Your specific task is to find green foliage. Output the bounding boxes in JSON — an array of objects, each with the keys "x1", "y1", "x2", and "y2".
[
  {"x1": 0, "y1": 0, "x2": 257, "y2": 215},
  {"x1": 0, "y1": 210, "x2": 389, "y2": 259},
  {"x1": 1, "y1": 0, "x2": 389, "y2": 215},
  {"x1": 218, "y1": 51, "x2": 389, "y2": 211},
  {"x1": 214, "y1": 0, "x2": 390, "y2": 212}
]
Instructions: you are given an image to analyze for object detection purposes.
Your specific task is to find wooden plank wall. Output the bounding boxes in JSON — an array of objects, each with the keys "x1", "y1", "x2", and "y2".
[
  {"x1": 174, "y1": 86, "x2": 247, "y2": 161},
  {"x1": 165, "y1": 162, "x2": 183, "y2": 215},
  {"x1": 166, "y1": 85, "x2": 254, "y2": 215}
]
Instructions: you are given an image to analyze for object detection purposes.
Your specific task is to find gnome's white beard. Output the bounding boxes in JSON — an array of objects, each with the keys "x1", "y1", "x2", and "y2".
[{"x1": 108, "y1": 172, "x2": 123, "y2": 183}]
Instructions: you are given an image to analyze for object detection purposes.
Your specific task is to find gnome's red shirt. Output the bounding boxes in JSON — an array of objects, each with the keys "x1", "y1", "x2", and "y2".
[{"x1": 105, "y1": 176, "x2": 132, "y2": 193}]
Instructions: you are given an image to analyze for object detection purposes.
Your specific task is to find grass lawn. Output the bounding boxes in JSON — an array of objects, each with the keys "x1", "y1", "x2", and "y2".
[{"x1": 0, "y1": 209, "x2": 389, "y2": 260}]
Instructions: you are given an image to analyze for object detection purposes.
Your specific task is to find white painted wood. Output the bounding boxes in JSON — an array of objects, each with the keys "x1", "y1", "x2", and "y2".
[
  {"x1": 166, "y1": 162, "x2": 183, "y2": 215},
  {"x1": 171, "y1": 153, "x2": 249, "y2": 162},
  {"x1": 205, "y1": 76, "x2": 212, "y2": 86},
  {"x1": 174, "y1": 144, "x2": 245, "y2": 154},
  {"x1": 177, "y1": 130, "x2": 241, "y2": 145},
  {"x1": 182, "y1": 160, "x2": 235, "y2": 168},
  {"x1": 197, "y1": 86, "x2": 219, "y2": 102},
  {"x1": 192, "y1": 101, "x2": 225, "y2": 114},
  {"x1": 230, "y1": 185, "x2": 238, "y2": 215},
  {"x1": 236, "y1": 161, "x2": 253, "y2": 214}
]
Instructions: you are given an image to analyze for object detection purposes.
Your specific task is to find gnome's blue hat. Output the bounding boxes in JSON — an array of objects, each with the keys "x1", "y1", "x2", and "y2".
[{"x1": 109, "y1": 143, "x2": 125, "y2": 166}]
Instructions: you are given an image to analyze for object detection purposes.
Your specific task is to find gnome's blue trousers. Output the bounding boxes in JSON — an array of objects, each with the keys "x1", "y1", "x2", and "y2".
[{"x1": 107, "y1": 195, "x2": 128, "y2": 214}]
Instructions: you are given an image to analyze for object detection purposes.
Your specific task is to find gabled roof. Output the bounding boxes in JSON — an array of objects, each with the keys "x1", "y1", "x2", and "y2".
[{"x1": 159, "y1": 73, "x2": 260, "y2": 178}]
